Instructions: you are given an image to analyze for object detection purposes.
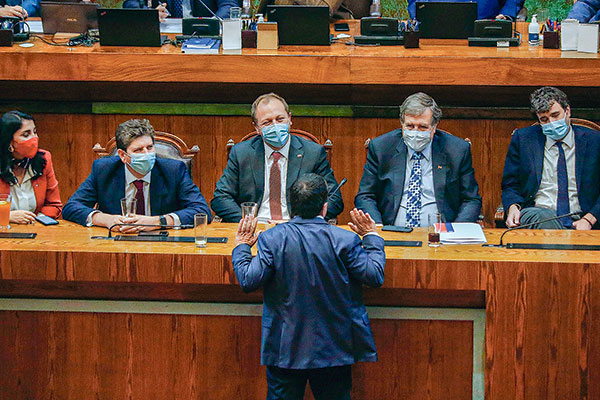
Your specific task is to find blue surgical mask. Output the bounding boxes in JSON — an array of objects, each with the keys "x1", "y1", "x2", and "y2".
[
  {"x1": 541, "y1": 117, "x2": 570, "y2": 141},
  {"x1": 403, "y1": 129, "x2": 432, "y2": 152},
  {"x1": 128, "y1": 152, "x2": 156, "y2": 175},
  {"x1": 261, "y1": 123, "x2": 289, "y2": 149}
]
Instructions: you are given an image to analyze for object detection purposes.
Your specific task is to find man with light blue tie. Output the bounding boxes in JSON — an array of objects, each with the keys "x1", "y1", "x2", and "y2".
[
  {"x1": 501, "y1": 87, "x2": 600, "y2": 230},
  {"x1": 355, "y1": 92, "x2": 482, "y2": 227}
]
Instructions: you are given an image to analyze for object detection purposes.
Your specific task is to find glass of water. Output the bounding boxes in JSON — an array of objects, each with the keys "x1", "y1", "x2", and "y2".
[
  {"x1": 120, "y1": 197, "x2": 137, "y2": 217},
  {"x1": 194, "y1": 213, "x2": 208, "y2": 248},
  {"x1": 241, "y1": 202, "x2": 257, "y2": 219},
  {"x1": 428, "y1": 212, "x2": 442, "y2": 247}
]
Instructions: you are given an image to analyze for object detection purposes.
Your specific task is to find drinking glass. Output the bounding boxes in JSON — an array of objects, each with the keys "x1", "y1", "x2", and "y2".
[
  {"x1": 120, "y1": 198, "x2": 137, "y2": 217},
  {"x1": 0, "y1": 194, "x2": 12, "y2": 230},
  {"x1": 229, "y1": 6, "x2": 241, "y2": 19},
  {"x1": 195, "y1": 213, "x2": 208, "y2": 248},
  {"x1": 241, "y1": 202, "x2": 258, "y2": 219},
  {"x1": 428, "y1": 212, "x2": 442, "y2": 247}
]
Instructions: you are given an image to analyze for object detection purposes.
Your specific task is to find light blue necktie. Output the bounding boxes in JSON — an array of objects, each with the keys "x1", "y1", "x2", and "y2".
[{"x1": 405, "y1": 152, "x2": 423, "y2": 228}]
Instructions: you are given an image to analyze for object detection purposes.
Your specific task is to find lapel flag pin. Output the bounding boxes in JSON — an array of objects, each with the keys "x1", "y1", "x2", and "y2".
[
  {"x1": 437, "y1": 165, "x2": 442, "y2": 169},
  {"x1": 297, "y1": 154, "x2": 302, "y2": 158}
]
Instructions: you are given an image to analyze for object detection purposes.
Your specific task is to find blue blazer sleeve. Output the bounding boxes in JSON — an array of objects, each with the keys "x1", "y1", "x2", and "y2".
[
  {"x1": 354, "y1": 141, "x2": 385, "y2": 224},
  {"x1": 62, "y1": 162, "x2": 101, "y2": 226},
  {"x1": 171, "y1": 162, "x2": 212, "y2": 225},
  {"x1": 454, "y1": 143, "x2": 482, "y2": 222},
  {"x1": 501, "y1": 130, "x2": 527, "y2": 211},
  {"x1": 7, "y1": 0, "x2": 40, "y2": 16},
  {"x1": 232, "y1": 237, "x2": 275, "y2": 293},
  {"x1": 567, "y1": 0, "x2": 600, "y2": 22},
  {"x1": 498, "y1": 0, "x2": 523, "y2": 18},
  {"x1": 215, "y1": 0, "x2": 239, "y2": 18},
  {"x1": 343, "y1": 234, "x2": 385, "y2": 288}
]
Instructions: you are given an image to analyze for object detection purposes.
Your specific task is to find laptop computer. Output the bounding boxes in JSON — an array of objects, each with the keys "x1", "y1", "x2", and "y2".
[
  {"x1": 41, "y1": 2, "x2": 98, "y2": 34},
  {"x1": 415, "y1": 1, "x2": 477, "y2": 39},
  {"x1": 97, "y1": 8, "x2": 162, "y2": 47},
  {"x1": 266, "y1": 5, "x2": 330, "y2": 45}
]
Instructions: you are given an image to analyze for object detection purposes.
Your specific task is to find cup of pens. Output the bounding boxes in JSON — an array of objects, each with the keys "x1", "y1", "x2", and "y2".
[
  {"x1": 543, "y1": 18, "x2": 560, "y2": 49},
  {"x1": 403, "y1": 19, "x2": 420, "y2": 49},
  {"x1": 242, "y1": 19, "x2": 257, "y2": 48}
]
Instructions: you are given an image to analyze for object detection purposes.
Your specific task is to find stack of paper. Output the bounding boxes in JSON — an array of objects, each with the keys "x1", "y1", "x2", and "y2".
[
  {"x1": 181, "y1": 38, "x2": 221, "y2": 54},
  {"x1": 437, "y1": 222, "x2": 487, "y2": 245}
]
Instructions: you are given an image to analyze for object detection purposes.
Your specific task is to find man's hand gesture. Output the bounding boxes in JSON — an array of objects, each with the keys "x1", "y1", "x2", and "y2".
[
  {"x1": 235, "y1": 215, "x2": 259, "y2": 246},
  {"x1": 348, "y1": 208, "x2": 377, "y2": 236}
]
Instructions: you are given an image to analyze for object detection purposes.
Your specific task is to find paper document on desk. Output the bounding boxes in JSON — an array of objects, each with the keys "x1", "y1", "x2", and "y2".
[
  {"x1": 27, "y1": 20, "x2": 44, "y2": 33},
  {"x1": 160, "y1": 18, "x2": 182, "y2": 34},
  {"x1": 437, "y1": 222, "x2": 487, "y2": 244}
]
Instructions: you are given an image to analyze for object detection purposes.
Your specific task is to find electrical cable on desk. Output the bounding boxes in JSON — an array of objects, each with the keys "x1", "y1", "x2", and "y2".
[{"x1": 30, "y1": 33, "x2": 98, "y2": 47}]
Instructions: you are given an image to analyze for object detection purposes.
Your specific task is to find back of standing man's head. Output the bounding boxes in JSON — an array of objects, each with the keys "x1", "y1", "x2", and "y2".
[{"x1": 290, "y1": 173, "x2": 327, "y2": 219}]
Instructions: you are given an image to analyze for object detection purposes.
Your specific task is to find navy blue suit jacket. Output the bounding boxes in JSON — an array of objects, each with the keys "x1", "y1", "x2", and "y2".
[
  {"x1": 122, "y1": 0, "x2": 239, "y2": 19},
  {"x1": 355, "y1": 129, "x2": 482, "y2": 225},
  {"x1": 567, "y1": 0, "x2": 600, "y2": 22},
  {"x1": 2, "y1": 0, "x2": 40, "y2": 17},
  {"x1": 232, "y1": 217, "x2": 385, "y2": 369},
  {"x1": 211, "y1": 135, "x2": 344, "y2": 222},
  {"x1": 62, "y1": 156, "x2": 211, "y2": 226},
  {"x1": 407, "y1": 0, "x2": 524, "y2": 20},
  {"x1": 501, "y1": 125, "x2": 600, "y2": 227}
]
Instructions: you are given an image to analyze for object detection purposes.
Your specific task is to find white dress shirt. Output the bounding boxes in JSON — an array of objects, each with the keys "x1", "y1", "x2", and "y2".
[
  {"x1": 10, "y1": 168, "x2": 37, "y2": 213},
  {"x1": 257, "y1": 139, "x2": 291, "y2": 222},
  {"x1": 534, "y1": 127, "x2": 582, "y2": 214}
]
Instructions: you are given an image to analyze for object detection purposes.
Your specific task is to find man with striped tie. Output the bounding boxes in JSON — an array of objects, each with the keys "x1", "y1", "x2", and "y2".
[
  {"x1": 212, "y1": 93, "x2": 344, "y2": 223},
  {"x1": 355, "y1": 92, "x2": 482, "y2": 227}
]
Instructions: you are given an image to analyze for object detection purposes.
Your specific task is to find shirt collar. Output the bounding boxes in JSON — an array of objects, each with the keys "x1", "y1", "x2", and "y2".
[
  {"x1": 407, "y1": 141, "x2": 432, "y2": 161},
  {"x1": 264, "y1": 136, "x2": 291, "y2": 160},
  {"x1": 545, "y1": 125, "x2": 574, "y2": 150},
  {"x1": 124, "y1": 164, "x2": 151, "y2": 185}
]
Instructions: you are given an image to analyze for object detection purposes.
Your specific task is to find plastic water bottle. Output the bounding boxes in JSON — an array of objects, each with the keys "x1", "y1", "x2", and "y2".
[
  {"x1": 370, "y1": 0, "x2": 381, "y2": 17},
  {"x1": 528, "y1": 14, "x2": 539, "y2": 46},
  {"x1": 242, "y1": 0, "x2": 251, "y2": 19},
  {"x1": 182, "y1": 0, "x2": 192, "y2": 18}
]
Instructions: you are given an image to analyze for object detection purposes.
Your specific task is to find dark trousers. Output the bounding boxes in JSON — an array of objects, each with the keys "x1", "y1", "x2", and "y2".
[{"x1": 266, "y1": 365, "x2": 352, "y2": 400}]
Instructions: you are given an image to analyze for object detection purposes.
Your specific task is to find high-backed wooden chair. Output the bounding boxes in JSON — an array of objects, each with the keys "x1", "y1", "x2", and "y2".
[
  {"x1": 494, "y1": 118, "x2": 600, "y2": 227},
  {"x1": 226, "y1": 129, "x2": 333, "y2": 163},
  {"x1": 93, "y1": 131, "x2": 199, "y2": 175}
]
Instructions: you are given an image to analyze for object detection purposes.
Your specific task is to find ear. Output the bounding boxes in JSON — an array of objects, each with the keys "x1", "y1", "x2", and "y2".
[
  {"x1": 320, "y1": 202, "x2": 328, "y2": 218},
  {"x1": 288, "y1": 113, "x2": 292, "y2": 127},
  {"x1": 565, "y1": 105, "x2": 571, "y2": 119},
  {"x1": 117, "y1": 149, "x2": 129, "y2": 165}
]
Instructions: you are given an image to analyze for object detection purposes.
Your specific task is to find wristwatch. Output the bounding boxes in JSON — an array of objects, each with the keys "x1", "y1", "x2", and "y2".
[{"x1": 159, "y1": 215, "x2": 167, "y2": 229}]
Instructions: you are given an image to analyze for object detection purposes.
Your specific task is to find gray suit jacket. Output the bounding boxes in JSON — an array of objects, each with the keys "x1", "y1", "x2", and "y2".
[
  {"x1": 211, "y1": 135, "x2": 343, "y2": 222},
  {"x1": 354, "y1": 129, "x2": 482, "y2": 225}
]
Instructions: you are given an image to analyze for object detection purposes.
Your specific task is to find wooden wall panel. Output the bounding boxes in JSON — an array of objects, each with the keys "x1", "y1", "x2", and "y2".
[
  {"x1": 0, "y1": 312, "x2": 474, "y2": 400},
  {"x1": 34, "y1": 113, "x2": 534, "y2": 225}
]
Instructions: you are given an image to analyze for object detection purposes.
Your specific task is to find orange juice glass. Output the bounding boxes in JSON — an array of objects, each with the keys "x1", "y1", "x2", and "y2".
[{"x1": 0, "y1": 194, "x2": 11, "y2": 229}]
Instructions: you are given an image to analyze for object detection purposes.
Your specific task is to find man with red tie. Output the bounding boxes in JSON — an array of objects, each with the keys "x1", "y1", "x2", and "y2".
[
  {"x1": 211, "y1": 93, "x2": 344, "y2": 223},
  {"x1": 63, "y1": 119, "x2": 210, "y2": 232}
]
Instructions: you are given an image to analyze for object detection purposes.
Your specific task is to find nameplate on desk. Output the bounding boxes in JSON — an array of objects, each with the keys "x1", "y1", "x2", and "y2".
[
  {"x1": 114, "y1": 236, "x2": 228, "y2": 243},
  {"x1": 0, "y1": 232, "x2": 37, "y2": 239},
  {"x1": 506, "y1": 243, "x2": 600, "y2": 251},
  {"x1": 384, "y1": 240, "x2": 422, "y2": 247}
]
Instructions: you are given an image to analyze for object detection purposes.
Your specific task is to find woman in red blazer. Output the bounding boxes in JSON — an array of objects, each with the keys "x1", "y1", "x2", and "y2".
[{"x1": 0, "y1": 111, "x2": 62, "y2": 224}]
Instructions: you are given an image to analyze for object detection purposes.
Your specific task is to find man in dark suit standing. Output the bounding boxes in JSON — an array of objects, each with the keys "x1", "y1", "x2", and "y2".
[
  {"x1": 355, "y1": 92, "x2": 482, "y2": 227},
  {"x1": 233, "y1": 173, "x2": 385, "y2": 400},
  {"x1": 212, "y1": 93, "x2": 343, "y2": 222},
  {"x1": 501, "y1": 86, "x2": 600, "y2": 230},
  {"x1": 63, "y1": 119, "x2": 211, "y2": 232},
  {"x1": 123, "y1": 0, "x2": 238, "y2": 21}
]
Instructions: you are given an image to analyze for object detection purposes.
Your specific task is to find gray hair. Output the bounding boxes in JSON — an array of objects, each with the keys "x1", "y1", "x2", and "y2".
[
  {"x1": 399, "y1": 92, "x2": 442, "y2": 126},
  {"x1": 530, "y1": 86, "x2": 569, "y2": 115},
  {"x1": 115, "y1": 119, "x2": 155, "y2": 151}
]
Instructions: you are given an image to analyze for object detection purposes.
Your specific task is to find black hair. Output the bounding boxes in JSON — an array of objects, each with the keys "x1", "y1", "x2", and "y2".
[
  {"x1": 0, "y1": 111, "x2": 46, "y2": 185},
  {"x1": 289, "y1": 173, "x2": 328, "y2": 219},
  {"x1": 530, "y1": 87, "x2": 570, "y2": 117}
]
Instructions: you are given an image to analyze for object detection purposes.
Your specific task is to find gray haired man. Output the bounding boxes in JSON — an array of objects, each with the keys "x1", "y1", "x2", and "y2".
[{"x1": 355, "y1": 92, "x2": 482, "y2": 227}]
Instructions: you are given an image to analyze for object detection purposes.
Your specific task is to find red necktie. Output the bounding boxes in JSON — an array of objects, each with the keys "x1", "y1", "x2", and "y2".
[
  {"x1": 133, "y1": 180, "x2": 146, "y2": 215},
  {"x1": 269, "y1": 152, "x2": 283, "y2": 220}
]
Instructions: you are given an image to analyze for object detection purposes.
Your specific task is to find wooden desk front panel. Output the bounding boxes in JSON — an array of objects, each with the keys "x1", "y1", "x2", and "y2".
[
  {"x1": 0, "y1": 312, "x2": 474, "y2": 400},
  {"x1": 32, "y1": 113, "x2": 530, "y2": 226}
]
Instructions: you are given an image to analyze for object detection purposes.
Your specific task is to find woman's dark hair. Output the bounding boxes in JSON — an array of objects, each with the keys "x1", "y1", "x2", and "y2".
[{"x1": 0, "y1": 111, "x2": 46, "y2": 185}]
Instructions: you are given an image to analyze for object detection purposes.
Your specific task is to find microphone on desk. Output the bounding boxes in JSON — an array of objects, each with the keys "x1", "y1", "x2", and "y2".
[
  {"x1": 91, "y1": 223, "x2": 194, "y2": 239},
  {"x1": 329, "y1": 178, "x2": 347, "y2": 197},
  {"x1": 485, "y1": 211, "x2": 581, "y2": 247}
]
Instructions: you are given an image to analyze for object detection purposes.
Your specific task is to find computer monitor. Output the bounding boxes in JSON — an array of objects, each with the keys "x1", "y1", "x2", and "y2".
[
  {"x1": 415, "y1": 1, "x2": 477, "y2": 39},
  {"x1": 97, "y1": 8, "x2": 162, "y2": 47}
]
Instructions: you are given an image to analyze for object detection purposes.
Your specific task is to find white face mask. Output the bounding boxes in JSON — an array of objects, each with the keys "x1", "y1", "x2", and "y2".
[{"x1": 402, "y1": 129, "x2": 432, "y2": 152}]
